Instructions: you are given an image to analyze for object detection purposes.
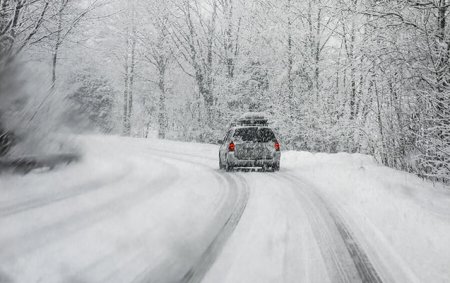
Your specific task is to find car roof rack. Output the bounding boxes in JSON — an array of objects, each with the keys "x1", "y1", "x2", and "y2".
[{"x1": 236, "y1": 112, "x2": 269, "y2": 126}]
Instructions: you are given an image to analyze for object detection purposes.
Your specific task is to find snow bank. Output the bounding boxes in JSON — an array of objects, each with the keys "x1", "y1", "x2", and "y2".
[
  {"x1": 283, "y1": 150, "x2": 376, "y2": 168},
  {"x1": 282, "y1": 150, "x2": 450, "y2": 282}
]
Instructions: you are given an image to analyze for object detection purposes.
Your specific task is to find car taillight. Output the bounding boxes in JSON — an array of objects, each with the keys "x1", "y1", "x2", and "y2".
[
  {"x1": 228, "y1": 142, "x2": 235, "y2": 152},
  {"x1": 274, "y1": 141, "x2": 280, "y2": 151}
]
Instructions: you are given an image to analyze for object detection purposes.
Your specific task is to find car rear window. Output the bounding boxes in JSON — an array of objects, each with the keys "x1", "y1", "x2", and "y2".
[
  {"x1": 233, "y1": 128, "x2": 275, "y2": 142},
  {"x1": 258, "y1": 128, "x2": 276, "y2": 142},
  {"x1": 233, "y1": 128, "x2": 258, "y2": 141}
]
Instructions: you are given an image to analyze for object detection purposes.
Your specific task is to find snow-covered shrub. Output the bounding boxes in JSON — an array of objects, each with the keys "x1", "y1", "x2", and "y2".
[{"x1": 0, "y1": 61, "x2": 77, "y2": 158}]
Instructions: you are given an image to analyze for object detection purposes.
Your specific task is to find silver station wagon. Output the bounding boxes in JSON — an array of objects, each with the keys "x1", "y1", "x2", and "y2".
[{"x1": 218, "y1": 113, "x2": 281, "y2": 171}]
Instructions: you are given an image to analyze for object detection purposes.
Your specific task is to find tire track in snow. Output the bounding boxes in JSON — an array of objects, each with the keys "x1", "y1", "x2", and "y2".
[
  {"x1": 180, "y1": 173, "x2": 249, "y2": 283},
  {"x1": 279, "y1": 173, "x2": 383, "y2": 283},
  {"x1": 131, "y1": 148, "x2": 250, "y2": 283}
]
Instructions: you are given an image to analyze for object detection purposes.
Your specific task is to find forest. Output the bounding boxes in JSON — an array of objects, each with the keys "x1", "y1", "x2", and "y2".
[{"x1": 0, "y1": 0, "x2": 449, "y2": 182}]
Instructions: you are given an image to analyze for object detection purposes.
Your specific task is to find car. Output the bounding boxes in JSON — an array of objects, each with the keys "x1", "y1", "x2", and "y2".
[{"x1": 218, "y1": 113, "x2": 281, "y2": 171}]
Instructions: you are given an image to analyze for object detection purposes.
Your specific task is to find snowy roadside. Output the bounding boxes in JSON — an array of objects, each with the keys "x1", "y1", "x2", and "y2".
[
  {"x1": 0, "y1": 135, "x2": 240, "y2": 283},
  {"x1": 1, "y1": 135, "x2": 449, "y2": 282},
  {"x1": 118, "y1": 136, "x2": 450, "y2": 282},
  {"x1": 283, "y1": 151, "x2": 450, "y2": 282}
]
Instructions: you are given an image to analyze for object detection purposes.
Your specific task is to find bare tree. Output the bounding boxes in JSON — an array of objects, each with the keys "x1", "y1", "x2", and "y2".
[
  {"x1": 170, "y1": 0, "x2": 218, "y2": 127},
  {"x1": 141, "y1": 0, "x2": 172, "y2": 139},
  {"x1": 122, "y1": 0, "x2": 137, "y2": 136},
  {"x1": 50, "y1": 0, "x2": 101, "y2": 86}
]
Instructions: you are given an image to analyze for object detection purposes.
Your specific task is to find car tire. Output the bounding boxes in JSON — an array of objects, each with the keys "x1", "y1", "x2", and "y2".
[
  {"x1": 219, "y1": 155, "x2": 224, "y2": 170},
  {"x1": 273, "y1": 163, "x2": 280, "y2": 172}
]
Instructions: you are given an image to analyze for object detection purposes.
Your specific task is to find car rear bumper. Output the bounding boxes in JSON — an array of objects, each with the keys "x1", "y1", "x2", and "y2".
[{"x1": 227, "y1": 152, "x2": 280, "y2": 167}]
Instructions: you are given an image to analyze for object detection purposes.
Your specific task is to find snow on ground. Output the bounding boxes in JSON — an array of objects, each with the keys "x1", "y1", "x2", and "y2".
[
  {"x1": 0, "y1": 136, "x2": 231, "y2": 282},
  {"x1": 282, "y1": 151, "x2": 450, "y2": 282},
  {"x1": 0, "y1": 135, "x2": 449, "y2": 283}
]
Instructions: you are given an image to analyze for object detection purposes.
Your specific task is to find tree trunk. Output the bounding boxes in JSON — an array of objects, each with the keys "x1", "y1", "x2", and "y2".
[
  {"x1": 349, "y1": 21, "x2": 356, "y2": 120},
  {"x1": 436, "y1": 0, "x2": 449, "y2": 140},
  {"x1": 224, "y1": 0, "x2": 236, "y2": 78},
  {"x1": 122, "y1": 1, "x2": 137, "y2": 136},
  {"x1": 287, "y1": 0, "x2": 294, "y2": 112},
  {"x1": 127, "y1": 16, "x2": 137, "y2": 134},
  {"x1": 122, "y1": 27, "x2": 130, "y2": 136},
  {"x1": 158, "y1": 68, "x2": 167, "y2": 139},
  {"x1": 10, "y1": 0, "x2": 24, "y2": 38},
  {"x1": 51, "y1": 0, "x2": 67, "y2": 87},
  {"x1": 52, "y1": 42, "x2": 60, "y2": 87},
  {"x1": 314, "y1": 6, "x2": 321, "y2": 100}
]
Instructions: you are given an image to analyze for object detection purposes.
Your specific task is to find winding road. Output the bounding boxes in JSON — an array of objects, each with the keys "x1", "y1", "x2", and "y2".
[{"x1": 0, "y1": 136, "x2": 391, "y2": 283}]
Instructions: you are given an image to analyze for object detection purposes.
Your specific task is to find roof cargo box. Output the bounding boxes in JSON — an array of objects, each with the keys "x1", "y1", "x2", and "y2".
[{"x1": 237, "y1": 112, "x2": 268, "y2": 126}]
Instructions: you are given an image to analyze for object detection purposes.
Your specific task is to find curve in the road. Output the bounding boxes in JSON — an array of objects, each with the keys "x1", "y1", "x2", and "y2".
[
  {"x1": 181, "y1": 173, "x2": 250, "y2": 283},
  {"x1": 131, "y1": 148, "x2": 251, "y2": 283},
  {"x1": 144, "y1": 148, "x2": 383, "y2": 283}
]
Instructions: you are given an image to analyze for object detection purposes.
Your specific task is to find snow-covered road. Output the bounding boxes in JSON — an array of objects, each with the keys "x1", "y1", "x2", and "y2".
[{"x1": 1, "y1": 135, "x2": 449, "y2": 283}]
